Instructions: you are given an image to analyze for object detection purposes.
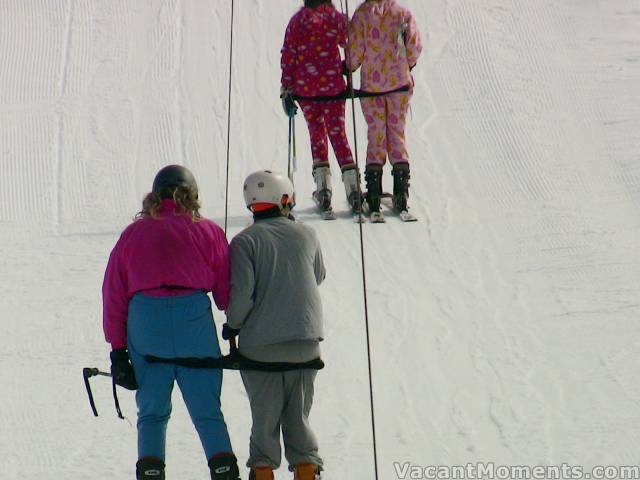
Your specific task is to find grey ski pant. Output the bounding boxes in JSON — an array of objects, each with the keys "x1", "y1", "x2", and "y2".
[{"x1": 240, "y1": 369, "x2": 323, "y2": 471}]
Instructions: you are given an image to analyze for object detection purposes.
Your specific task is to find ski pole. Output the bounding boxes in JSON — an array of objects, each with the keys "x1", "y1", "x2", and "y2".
[
  {"x1": 82, "y1": 367, "x2": 125, "y2": 420},
  {"x1": 287, "y1": 114, "x2": 293, "y2": 181},
  {"x1": 287, "y1": 113, "x2": 298, "y2": 186},
  {"x1": 83, "y1": 368, "x2": 110, "y2": 417},
  {"x1": 292, "y1": 113, "x2": 297, "y2": 177}
]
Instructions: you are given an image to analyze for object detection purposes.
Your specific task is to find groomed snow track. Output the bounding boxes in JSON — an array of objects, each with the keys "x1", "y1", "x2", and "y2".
[{"x1": 1, "y1": 1, "x2": 639, "y2": 479}]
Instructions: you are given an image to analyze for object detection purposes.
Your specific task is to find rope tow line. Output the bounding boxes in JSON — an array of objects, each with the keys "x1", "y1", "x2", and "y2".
[
  {"x1": 221, "y1": 4, "x2": 380, "y2": 479},
  {"x1": 341, "y1": 1, "x2": 380, "y2": 479},
  {"x1": 223, "y1": 0, "x2": 235, "y2": 235}
]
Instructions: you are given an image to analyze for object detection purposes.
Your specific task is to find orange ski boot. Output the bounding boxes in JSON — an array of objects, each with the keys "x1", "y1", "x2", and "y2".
[
  {"x1": 294, "y1": 463, "x2": 320, "y2": 480},
  {"x1": 249, "y1": 466, "x2": 275, "y2": 480}
]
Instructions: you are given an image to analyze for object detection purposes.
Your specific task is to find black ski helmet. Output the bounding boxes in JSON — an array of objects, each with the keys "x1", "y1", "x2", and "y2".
[{"x1": 152, "y1": 165, "x2": 198, "y2": 198}]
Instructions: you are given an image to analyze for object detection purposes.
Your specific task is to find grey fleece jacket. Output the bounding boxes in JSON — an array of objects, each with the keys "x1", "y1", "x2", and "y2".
[{"x1": 227, "y1": 215, "x2": 326, "y2": 350}]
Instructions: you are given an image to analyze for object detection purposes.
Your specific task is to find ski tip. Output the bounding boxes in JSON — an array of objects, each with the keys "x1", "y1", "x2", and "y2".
[
  {"x1": 370, "y1": 212, "x2": 386, "y2": 223},
  {"x1": 399, "y1": 211, "x2": 418, "y2": 222},
  {"x1": 378, "y1": 196, "x2": 418, "y2": 222},
  {"x1": 321, "y1": 210, "x2": 337, "y2": 220}
]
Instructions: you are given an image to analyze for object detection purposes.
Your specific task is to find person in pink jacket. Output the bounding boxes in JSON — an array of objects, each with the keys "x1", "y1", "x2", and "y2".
[
  {"x1": 281, "y1": 0, "x2": 362, "y2": 214},
  {"x1": 347, "y1": 0, "x2": 422, "y2": 214},
  {"x1": 102, "y1": 165, "x2": 240, "y2": 480}
]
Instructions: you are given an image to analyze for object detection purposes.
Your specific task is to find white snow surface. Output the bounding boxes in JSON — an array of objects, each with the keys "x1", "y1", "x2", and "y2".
[{"x1": 1, "y1": 1, "x2": 640, "y2": 479}]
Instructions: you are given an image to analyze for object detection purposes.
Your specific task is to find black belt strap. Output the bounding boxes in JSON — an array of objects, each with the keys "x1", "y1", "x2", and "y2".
[
  {"x1": 112, "y1": 377, "x2": 125, "y2": 420},
  {"x1": 293, "y1": 84, "x2": 410, "y2": 102},
  {"x1": 146, "y1": 351, "x2": 324, "y2": 372}
]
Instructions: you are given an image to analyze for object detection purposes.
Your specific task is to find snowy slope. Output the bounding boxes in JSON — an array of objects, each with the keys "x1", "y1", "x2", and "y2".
[{"x1": 1, "y1": 1, "x2": 640, "y2": 479}]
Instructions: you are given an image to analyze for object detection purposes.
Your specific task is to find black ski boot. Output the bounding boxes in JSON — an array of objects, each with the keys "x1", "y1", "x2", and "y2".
[
  {"x1": 136, "y1": 457, "x2": 165, "y2": 480},
  {"x1": 391, "y1": 162, "x2": 410, "y2": 212},
  {"x1": 365, "y1": 164, "x2": 383, "y2": 213},
  {"x1": 312, "y1": 163, "x2": 332, "y2": 212},
  {"x1": 208, "y1": 453, "x2": 241, "y2": 480}
]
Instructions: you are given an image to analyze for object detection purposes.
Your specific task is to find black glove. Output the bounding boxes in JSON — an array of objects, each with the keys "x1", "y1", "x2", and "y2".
[
  {"x1": 280, "y1": 88, "x2": 298, "y2": 117},
  {"x1": 110, "y1": 348, "x2": 138, "y2": 390},
  {"x1": 222, "y1": 323, "x2": 240, "y2": 340}
]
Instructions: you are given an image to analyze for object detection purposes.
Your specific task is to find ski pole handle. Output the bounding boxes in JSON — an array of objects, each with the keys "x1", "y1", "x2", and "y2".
[{"x1": 83, "y1": 367, "x2": 111, "y2": 378}]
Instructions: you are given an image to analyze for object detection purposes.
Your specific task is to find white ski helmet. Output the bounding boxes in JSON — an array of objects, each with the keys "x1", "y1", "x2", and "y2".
[{"x1": 243, "y1": 170, "x2": 295, "y2": 212}]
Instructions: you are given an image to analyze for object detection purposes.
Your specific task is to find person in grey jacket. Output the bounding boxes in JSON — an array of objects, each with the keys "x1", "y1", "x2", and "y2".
[{"x1": 224, "y1": 170, "x2": 325, "y2": 480}]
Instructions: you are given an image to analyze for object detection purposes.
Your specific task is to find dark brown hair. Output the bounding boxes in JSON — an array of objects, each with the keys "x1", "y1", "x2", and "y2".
[
  {"x1": 135, "y1": 186, "x2": 202, "y2": 222},
  {"x1": 304, "y1": 0, "x2": 332, "y2": 8}
]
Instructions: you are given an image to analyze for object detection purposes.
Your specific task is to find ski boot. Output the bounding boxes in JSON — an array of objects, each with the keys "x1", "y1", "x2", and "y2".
[
  {"x1": 365, "y1": 164, "x2": 384, "y2": 222},
  {"x1": 294, "y1": 463, "x2": 322, "y2": 480},
  {"x1": 312, "y1": 163, "x2": 332, "y2": 212},
  {"x1": 249, "y1": 466, "x2": 275, "y2": 480},
  {"x1": 208, "y1": 453, "x2": 241, "y2": 480},
  {"x1": 391, "y1": 162, "x2": 411, "y2": 212},
  {"x1": 341, "y1": 164, "x2": 363, "y2": 214},
  {"x1": 136, "y1": 457, "x2": 165, "y2": 480}
]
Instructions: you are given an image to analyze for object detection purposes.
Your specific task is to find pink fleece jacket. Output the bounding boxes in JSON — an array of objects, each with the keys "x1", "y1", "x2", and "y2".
[
  {"x1": 348, "y1": 0, "x2": 423, "y2": 92},
  {"x1": 102, "y1": 199, "x2": 230, "y2": 349},
  {"x1": 281, "y1": 4, "x2": 348, "y2": 97}
]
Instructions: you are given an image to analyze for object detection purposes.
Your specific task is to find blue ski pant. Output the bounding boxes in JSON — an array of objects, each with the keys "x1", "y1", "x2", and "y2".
[{"x1": 126, "y1": 292, "x2": 232, "y2": 461}]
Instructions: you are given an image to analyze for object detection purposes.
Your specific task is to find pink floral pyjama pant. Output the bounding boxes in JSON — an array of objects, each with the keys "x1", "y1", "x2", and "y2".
[
  {"x1": 298, "y1": 99, "x2": 354, "y2": 169},
  {"x1": 360, "y1": 91, "x2": 412, "y2": 166}
]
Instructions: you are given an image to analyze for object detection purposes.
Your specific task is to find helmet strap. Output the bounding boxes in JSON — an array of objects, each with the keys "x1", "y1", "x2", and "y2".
[{"x1": 281, "y1": 193, "x2": 295, "y2": 210}]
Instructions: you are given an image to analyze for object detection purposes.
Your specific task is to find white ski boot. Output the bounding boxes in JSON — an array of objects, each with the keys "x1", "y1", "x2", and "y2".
[
  {"x1": 312, "y1": 164, "x2": 335, "y2": 220},
  {"x1": 341, "y1": 165, "x2": 364, "y2": 215}
]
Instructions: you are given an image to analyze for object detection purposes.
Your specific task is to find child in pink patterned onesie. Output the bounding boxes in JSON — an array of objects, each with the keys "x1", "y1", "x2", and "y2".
[
  {"x1": 347, "y1": 0, "x2": 422, "y2": 214},
  {"x1": 281, "y1": 0, "x2": 362, "y2": 214}
]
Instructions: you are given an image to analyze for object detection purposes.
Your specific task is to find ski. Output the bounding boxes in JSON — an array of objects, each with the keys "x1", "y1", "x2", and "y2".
[
  {"x1": 320, "y1": 208, "x2": 337, "y2": 220},
  {"x1": 350, "y1": 199, "x2": 367, "y2": 224},
  {"x1": 312, "y1": 193, "x2": 337, "y2": 220},
  {"x1": 361, "y1": 199, "x2": 385, "y2": 223},
  {"x1": 353, "y1": 212, "x2": 367, "y2": 224},
  {"x1": 381, "y1": 195, "x2": 418, "y2": 222},
  {"x1": 369, "y1": 211, "x2": 386, "y2": 223},
  {"x1": 397, "y1": 210, "x2": 418, "y2": 222}
]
